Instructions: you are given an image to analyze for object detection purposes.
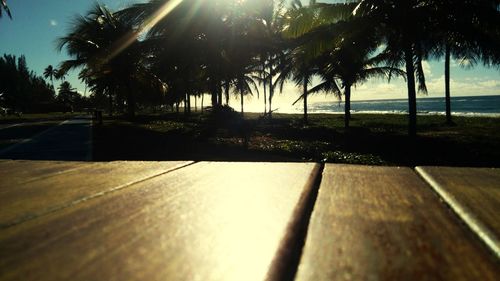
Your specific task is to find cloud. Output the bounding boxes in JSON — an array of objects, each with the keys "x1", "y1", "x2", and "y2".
[
  {"x1": 352, "y1": 79, "x2": 408, "y2": 100},
  {"x1": 425, "y1": 75, "x2": 500, "y2": 96},
  {"x1": 478, "y1": 80, "x2": 500, "y2": 88},
  {"x1": 351, "y1": 70, "x2": 500, "y2": 100},
  {"x1": 49, "y1": 19, "x2": 58, "y2": 27}
]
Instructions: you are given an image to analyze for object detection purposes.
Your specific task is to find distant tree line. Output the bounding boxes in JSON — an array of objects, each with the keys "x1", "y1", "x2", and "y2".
[
  {"x1": 0, "y1": 54, "x2": 55, "y2": 113},
  {"x1": 0, "y1": 54, "x2": 88, "y2": 113}
]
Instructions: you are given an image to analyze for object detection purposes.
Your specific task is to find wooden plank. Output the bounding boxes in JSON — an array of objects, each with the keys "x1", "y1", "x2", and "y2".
[
  {"x1": 416, "y1": 166, "x2": 500, "y2": 258},
  {"x1": 295, "y1": 164, "x2": 500, "y2": 281},
  {"x1": 0, "y1": 160, "x2": 192, "y2": 228},
  {"x1": 0, "y1": 160, "x2": 96, "y2": 185},
  {"x1": 0, "y1": 162, "x2": 320, "y2": 281}
]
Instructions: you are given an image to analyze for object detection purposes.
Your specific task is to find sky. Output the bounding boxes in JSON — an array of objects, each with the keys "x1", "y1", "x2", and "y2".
[{"x1": 1, "y1": 0, "x2": 499, "y2": 111}]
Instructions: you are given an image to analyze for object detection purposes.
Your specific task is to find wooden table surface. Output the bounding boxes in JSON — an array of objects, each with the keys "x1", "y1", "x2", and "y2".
[{"x1": 0, "y1": 161, "x2": 498, "y2": 281}]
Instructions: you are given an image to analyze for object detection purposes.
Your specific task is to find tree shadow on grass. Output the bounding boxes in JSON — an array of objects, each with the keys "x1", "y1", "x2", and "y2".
[
  {"x1": 92, "y1": 119, "x2": 298, "y2": 162},
  {"x1": 93, "y1": 114, "x2": 500, "y2": 167}
]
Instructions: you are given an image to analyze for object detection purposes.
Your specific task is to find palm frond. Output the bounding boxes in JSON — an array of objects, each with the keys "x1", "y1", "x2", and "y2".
[
  {"x1": 414, "y1": 60, "x2": 428, "y2": 95},
  {"x1": 1, "y1": 0, "x2": 12, "y2": 19}
]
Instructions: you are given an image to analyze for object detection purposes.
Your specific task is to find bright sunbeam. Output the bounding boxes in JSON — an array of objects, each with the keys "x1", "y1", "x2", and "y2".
[
  {"x1": 142, "y1": 0, "x2": 185, "y2": 32},
  {"x1": 105, "y1": 0, "x2": 184, "y2": 63}
]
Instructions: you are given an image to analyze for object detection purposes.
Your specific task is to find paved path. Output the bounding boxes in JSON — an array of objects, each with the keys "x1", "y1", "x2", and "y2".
[{"x1": 0, "y1": 116, "x2": 92, "y2": 161}]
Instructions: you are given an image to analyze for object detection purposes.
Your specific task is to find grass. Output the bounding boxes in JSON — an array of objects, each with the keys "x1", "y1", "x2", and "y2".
[{"x1": 92, "y1": 112, "x2": 500, "y2": 167}]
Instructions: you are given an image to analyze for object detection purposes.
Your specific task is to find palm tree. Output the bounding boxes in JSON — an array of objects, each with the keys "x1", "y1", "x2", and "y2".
[
  {"x1": 279, "y1": 0, "x2": 358, "y2": 124},
  {"x1": 117, "y1": 0, "x2": 237, "y2": 109},
  {"x1": 43, "y1": 65, "x2": 57, "y2": 90},
  {"x1": 232, "y1": 57, "x2": 259, "y2": 115},
  {"x1": 354, "y1": 0, "x2": 432, "y2": 137},
  {"x1": 245, "y1": 0, "x2": 287, "y2": 117},
  {"x1": 57, "y1": 81, "x2": 79, "y2": 112},
  {"x1": 275, "y1": 43, "x2": 315, "y2": 124},
  {"x1": 0, "y1": 0, "x2": 12, "y2": 19},
  {"x1": 478, "y1": 2, "x2": 500, "y2": 67},
  {"x1": 429, "y1": 0, "x2": 500, "y2": 124},
  {"x1": 313, "y1": 49, "x2": 405, "y2": 129},
  {"x1": 54, "y1": 68, "x2": 67, "y2": 82},
  {"x1": 58, "y1": 4, "x2": 148, "y2": 118},
  {"x1": 285, "y1": 2, "x2": 405, "y2": 129}
]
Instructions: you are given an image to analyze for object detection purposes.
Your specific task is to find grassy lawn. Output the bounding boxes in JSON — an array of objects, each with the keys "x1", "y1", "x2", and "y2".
[{"x1": 92, "y1": 112, "x2": 500, "y2": 167}]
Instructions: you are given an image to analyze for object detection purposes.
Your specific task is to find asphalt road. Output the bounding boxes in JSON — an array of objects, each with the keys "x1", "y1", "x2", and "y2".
[{"x1": 0, "y1": 116, "x2": 92, "y2": 161}]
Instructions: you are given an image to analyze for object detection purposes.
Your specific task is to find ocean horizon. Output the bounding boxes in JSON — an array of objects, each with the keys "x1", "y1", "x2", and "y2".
[{"x1": 270, "y1": 95, "x2": 500, "y2": 117}]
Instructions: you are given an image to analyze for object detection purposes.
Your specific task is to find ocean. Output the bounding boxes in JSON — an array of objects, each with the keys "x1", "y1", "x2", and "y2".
[{"x1": 292, "y1": 95, "x2": 500, "y2": 117}]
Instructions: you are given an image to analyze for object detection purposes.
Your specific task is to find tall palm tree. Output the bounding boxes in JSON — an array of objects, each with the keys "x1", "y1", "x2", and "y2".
[
  {"x1": 54, "y1": 68, "x2": 67, "y2": 82},
  {"x1": 233, "y1": 69, "x2": 259, "y2": 115},
  {"x1": 313, "y1": 49, "x2": 405, "y2": 129},
  {"x1": 117, "y1": 0, "x2": 239, "y2": 109},
  {"x1": 354, "y1": 0, "x2": 432, "y2": 137},
  {"x1": 478, "y1": 2, "x2": 500, "y2": 67},
  {"x1": 429, "y1": 0, "x2": 500, "y2": 124},
  {"x1": 245, "y1": 0, "x2": 287, "y2": 117},
  {"x1": 279, "y1": 0, "x2": 359, "y2": 124},
  {"x1": 43, "y1": 65, "x2": 57, "y2": 90},
  {"x1": 57, "y1": 81, "x2": 78, "y2": 112},
  {"x1": 285, "y1": 2, "x2": 406, "y2": 129},
  {"x1": 58, "y1": 4, "x2": 148, "y2": 118},
  {"x1": 275, "y1": 43, "x2": 315, "y2": 124}
]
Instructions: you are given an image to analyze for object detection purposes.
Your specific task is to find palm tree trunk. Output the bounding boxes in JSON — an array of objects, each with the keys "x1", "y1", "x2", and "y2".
[
  {"x1": 185, "y1": 79, "x2": 191, "y2": 114},
  {"x1": 211, "y1": 79, "x2": 218, "y2": 107},
  {"x1": 127, "y1": 93, "x2": 135, "y2": 118},
  {"x1": 262, "y1": 60, "x2": 267, "y2": 115},
  {"x1": 217, "y1": 81, "x2": 223, "y2": 107},
  {"x1": 268, "y1": 59, "x2": 274, "y2": 117},
  {"x1": 263, "y1": 79, "x2": 267, "y2": 115},
  {"x1": 345, "y1": 85, "x2": 351, "y2": 129},
  {"x1": 126, "y1": 80, "x2": 136, "y2": 118},
  {"x1": 303, "y1": 76, "x2": 308, "y2": 124},
  {"x1": 225, "y1": 81, "x2": 230, "y2": 105},
  {"x1": 108, "y1": 91, "x2": 113, "y2": 117},
  {"x1": 188, "y1": 93, "x2": 191, "y2": 114},
  {"x1": 240, "y1": 91, "x2": 244, "y2": 115},
  {"x1": 445, "y1": 44, "x2": 452, "y2": 124},
  {"x1": 404, "y1": 46, "x2": 417, "y2": 138}
]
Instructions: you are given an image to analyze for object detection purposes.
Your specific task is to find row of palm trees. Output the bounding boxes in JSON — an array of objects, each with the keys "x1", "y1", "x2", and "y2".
[{"x1": 57, "y1": 0, "x2": 500, "y2": 136}]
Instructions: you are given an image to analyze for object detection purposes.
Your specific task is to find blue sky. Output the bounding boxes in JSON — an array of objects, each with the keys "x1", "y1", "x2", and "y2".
[
  {"x1": 0, "y1": 0, "x2": 499, "y2": 107},
  {"x1": 0, "y1": 0, "x2": 138, "y2": 95}
]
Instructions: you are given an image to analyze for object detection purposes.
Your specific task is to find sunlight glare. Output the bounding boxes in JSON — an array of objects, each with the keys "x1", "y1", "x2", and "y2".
[{"x1": 105, "y1": 0, "x2": 184, "y2": 63}]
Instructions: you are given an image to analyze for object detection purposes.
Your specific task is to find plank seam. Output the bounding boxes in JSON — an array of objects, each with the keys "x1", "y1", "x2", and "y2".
[
  {"x1": 265, "y1": 163, "x2": 324, "y2": 281},
  {"x1": 1, "y1": 161, "x2": 196, "y2": 229},
  {"x1": 415, "y1": 167, "x2": 500, "y2": 259},
  {"x1": 19, "y1": 162, "x2": 101, "y2": 185}
]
